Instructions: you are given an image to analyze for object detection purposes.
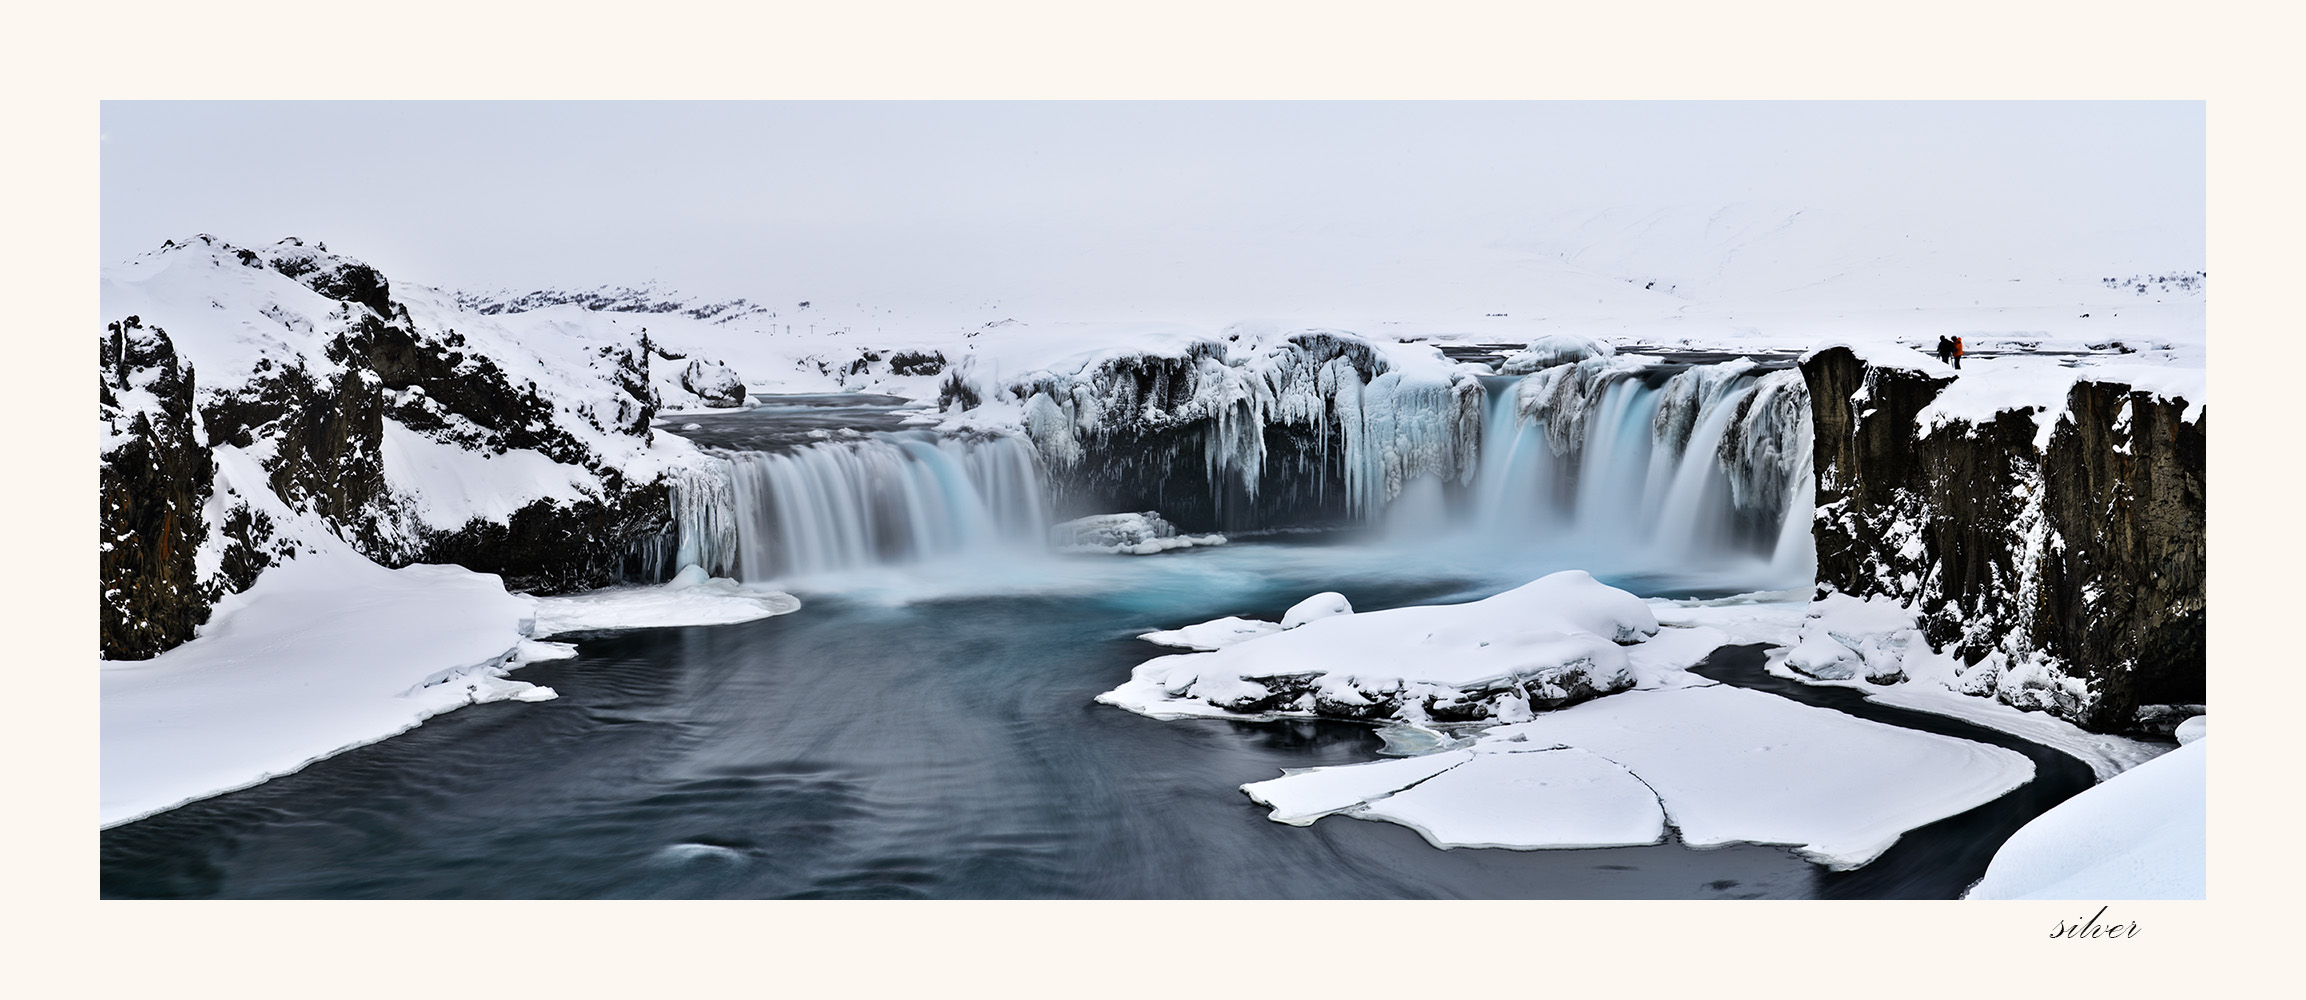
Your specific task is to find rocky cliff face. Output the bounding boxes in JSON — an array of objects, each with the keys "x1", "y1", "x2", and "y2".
[
  {"x1": 100, "y1": 317, "x2": 213, "y2": 660},
  {"x1": 1802, "y1": 347, "x2": 2205, "y2": 732},
  {"x1": 1007, "y1": 332, "x2": 1482, "y2": 533},
  {"x1": 99, "y1": 237, "x2": 739, "y2": 660}
]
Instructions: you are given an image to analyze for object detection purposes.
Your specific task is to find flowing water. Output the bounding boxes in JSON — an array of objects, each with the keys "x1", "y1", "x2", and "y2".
[{"x1": 100, "y1": 367, "x2": 2082, "y2": 898}]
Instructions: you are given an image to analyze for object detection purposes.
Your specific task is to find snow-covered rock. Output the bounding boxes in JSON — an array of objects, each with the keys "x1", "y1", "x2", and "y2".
[
  {"x1": 1498, "y1": 333, "x2": 1615, "y2": 374},
  {"x1": 1281, "y1": 591, "x2": 1352, "y2": 628},
  {"x1": 99, "y1": 235, "x2": 755, "y2": 660},
  {"x1": 1100, "y1": 571, "x2": 1657, "y2": 723},
  {"x1": 1052, "y1": 511, "x2": 1225, "y2": 555},
  {"x1": 679, "y1": 358, "x2": 747, "y2": 407},
  {"x1": 2173, "y1": 715, "x2": 2205, "y2": 745},
  {"x1": 1139, "y1": 616, "x2": 1284, "y2": 651}
]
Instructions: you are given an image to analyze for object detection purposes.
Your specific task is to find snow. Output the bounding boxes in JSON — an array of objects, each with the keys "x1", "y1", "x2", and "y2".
[
  {"x1": 103, "y1": 550, "x2": 802, "y2": 827},
  {"x1": 1762, "y1": 593, "x2": 2169, "y2": 780},
  {"x1": 1242, "y1": 750, "x2": 1476, "y2": 826},
  {"x1": 379, "y1": 418, "x2": 599, "y2": 531},
  {"x1": 1498, "y1": 334, "x2": 1615, "y2": 375},
  {"x1": 1098, "y1": 571, "x2": 1658, "y2": 722},
  {"x1": 527, "y1": 566, "x2": 801, "y2": 637},
  {"x1": 1281, "y1": 591, "x2": 1353, "y2": 629},
  {"x1": 1481, "y1": 684, "x2": 2034, "y2": 868},
  {"x1": 101, "y1": 554, "x2": 542, "y2": 828},
  {"x1": 2175, "y1": 715, "x2": 2205, "y2": 745},
  {"x1": 1353, "y1": 747, "x2": 1668, "y2": 850},
  {"x1": 1139, "y1": 616, "x2": 1284, "y2": 652},
  {"x1": 1965, "y1": 738, "x2": 2205, "y2": 900},
  {"x1": 1051, "y1": 512, "x2": 1226, "y2": 555},
  {"x1": 1242, "y1": 681, "x2": 2033, "y2": 869}
]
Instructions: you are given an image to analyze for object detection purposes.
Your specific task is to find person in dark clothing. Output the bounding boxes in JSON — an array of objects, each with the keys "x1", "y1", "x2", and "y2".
[{"x1": 1936, "y1": 335, "x2": 1952, "y2": 364}]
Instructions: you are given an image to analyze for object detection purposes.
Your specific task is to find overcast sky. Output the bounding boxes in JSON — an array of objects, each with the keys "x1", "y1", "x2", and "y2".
[{"x1": 101, "y1": 101, "x2": 2203, "y2": 317}]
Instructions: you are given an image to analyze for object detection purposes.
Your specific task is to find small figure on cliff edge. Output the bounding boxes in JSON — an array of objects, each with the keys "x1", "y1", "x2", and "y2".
[{"x1": 1935, "y1": 335, "x2": 1953, "y2": 365}]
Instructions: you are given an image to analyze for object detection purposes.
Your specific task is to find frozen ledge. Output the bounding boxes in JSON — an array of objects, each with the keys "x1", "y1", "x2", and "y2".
[
  {"x1": 101, "y1": 557, "x2": 799, "y2": 829},
  {"x1": 1241, "y1": 684, "x2": 2035, "y2": 870}
]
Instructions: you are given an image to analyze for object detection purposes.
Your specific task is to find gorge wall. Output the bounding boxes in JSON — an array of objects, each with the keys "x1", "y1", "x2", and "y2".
[{"x1": 1801, "y1": 347, "x2": 2205, "y2": 733}]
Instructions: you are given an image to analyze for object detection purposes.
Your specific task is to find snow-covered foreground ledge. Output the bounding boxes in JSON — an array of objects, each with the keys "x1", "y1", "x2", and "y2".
[
  {"x1": 1966, "y1": 736, "x2": 2205, "y2": 900},
  {"x1": 101, "y1": 557, "x2": 795, "y2": 828},
  {"x1": 1104, "y1": 574, "x2": 2037, "y2": 869},
  {"x1": 1242, "y1": 683, "x2": 2034, "y2": 870}
]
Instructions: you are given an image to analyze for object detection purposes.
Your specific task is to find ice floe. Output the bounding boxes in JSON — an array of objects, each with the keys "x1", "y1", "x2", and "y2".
[{"x1": 1240, "y1": 683, "x2": 2034, "y2": 869}]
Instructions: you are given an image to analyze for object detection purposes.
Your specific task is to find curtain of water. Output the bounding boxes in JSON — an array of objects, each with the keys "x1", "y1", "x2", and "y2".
[
  {"x1": 662, "y1": 363, "x2": 1813, "y2": 581},
  {"x1": 677, "y1": 431, "x2": 1048, "y2": 583}
]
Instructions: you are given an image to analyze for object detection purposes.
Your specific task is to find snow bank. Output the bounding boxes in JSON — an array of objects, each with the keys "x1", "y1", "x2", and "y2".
[
  {"x1": 1243, "y1": 683, "x2": 2034, "y2": 868},
  {"x1": 1139, "y1": 591, "x2": 1356, "y2": 651},
  {"x1": 1099, "y1": 571, "x2": 1658, "y2": 723},
  {"x1": 102, "y1": 553, "x2": 805, "y2": 828},
  {"x1": 1966, "y1": 738, "x2": 2205, "y2": 900},
  {"x1": 101, "y1": 554, "x2": 542, "y2": 828},
  {"x1": 1139, "y1": 617, "x2": 1284, "y2": 652}
]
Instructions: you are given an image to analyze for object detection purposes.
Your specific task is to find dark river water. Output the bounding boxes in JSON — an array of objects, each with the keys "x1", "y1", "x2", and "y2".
[{"x1": 100, "y1": 539, "x2": 2090, "y2": 900}]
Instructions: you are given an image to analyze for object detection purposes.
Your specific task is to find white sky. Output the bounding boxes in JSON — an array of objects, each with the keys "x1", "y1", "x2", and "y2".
[{"x1": 101, "y1": 101, "x2": 2202, "y2": 319}]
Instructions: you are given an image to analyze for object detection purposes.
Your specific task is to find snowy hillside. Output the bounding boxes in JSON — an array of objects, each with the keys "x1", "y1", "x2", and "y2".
[{"x1": 99, "y1": 235, "x2": 758, "y2": 659}]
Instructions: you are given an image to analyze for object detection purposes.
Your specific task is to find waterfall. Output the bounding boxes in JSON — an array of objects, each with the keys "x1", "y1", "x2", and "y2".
[
  {"x1": 1458, "y1": 358, "x2": 1814, "y2": 567},
  {"x1": 647, "y1": 356, "x2": 1813, "y2": 585},
  {"x1": 663, "y1": 431, "x2": 1048, "y2": 584}
]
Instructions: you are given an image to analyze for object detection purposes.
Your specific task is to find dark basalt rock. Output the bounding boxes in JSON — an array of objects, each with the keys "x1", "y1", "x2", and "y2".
[
  {"x1": 105, "y1": 240, "x2": 685, "y2": 659},
  {"x1": 889, "y1": 350, "x2": 946, "y2": 376},
  {"x1": 101, "y1": 317, "x2": 212, "y2": 660},
  {"x1": 1801, "y1": 347, "x2": 2205, "y2": 732},
  {"x1": 408, "y1": 477, "x2": 677, "y2": 594}
]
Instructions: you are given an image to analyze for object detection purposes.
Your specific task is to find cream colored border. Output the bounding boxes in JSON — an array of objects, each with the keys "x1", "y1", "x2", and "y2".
[{"x1": 14, "y1": 1, "x2": 2283, "y2": 994}]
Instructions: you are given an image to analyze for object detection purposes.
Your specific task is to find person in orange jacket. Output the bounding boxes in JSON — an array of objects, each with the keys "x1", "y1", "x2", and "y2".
[{"x1": 1953, "y1": 335, "x2": 1964, "y2": 370}]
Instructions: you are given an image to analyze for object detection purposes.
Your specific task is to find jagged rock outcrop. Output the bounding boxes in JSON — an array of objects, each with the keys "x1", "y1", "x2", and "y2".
[
  {"x1": 1005, "y1": 332, "x2": 1482, "y2": 532},
  {"x1": 1802, "y1": 347, "x2": 2205, "y2": 732},
  {"x1": 99, "y1": 237, "x2": 741, "y2": 659},
  {"x1": 679, "y1": 358, "x2": 747, "y2": 407},
  {"x1": 100, "y1": 317, "x2": 213, "y2": 659}
]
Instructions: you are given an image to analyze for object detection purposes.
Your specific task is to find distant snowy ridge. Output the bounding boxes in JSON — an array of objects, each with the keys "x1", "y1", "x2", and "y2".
[{"x1": 453, "y1": 282, "x2": 775, "y2": 326}]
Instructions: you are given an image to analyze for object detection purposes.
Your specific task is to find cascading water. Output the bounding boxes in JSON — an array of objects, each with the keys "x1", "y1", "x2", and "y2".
[
  {"x1": 660, "y1": 430, "x2": 1048, "y2": 583},
  {"x1": 1445, "y1": 357, "x2": 1815, "y2": 573},
  {"x1": 651, "y1": 359, "x2": 1811, "y2": 586}
]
